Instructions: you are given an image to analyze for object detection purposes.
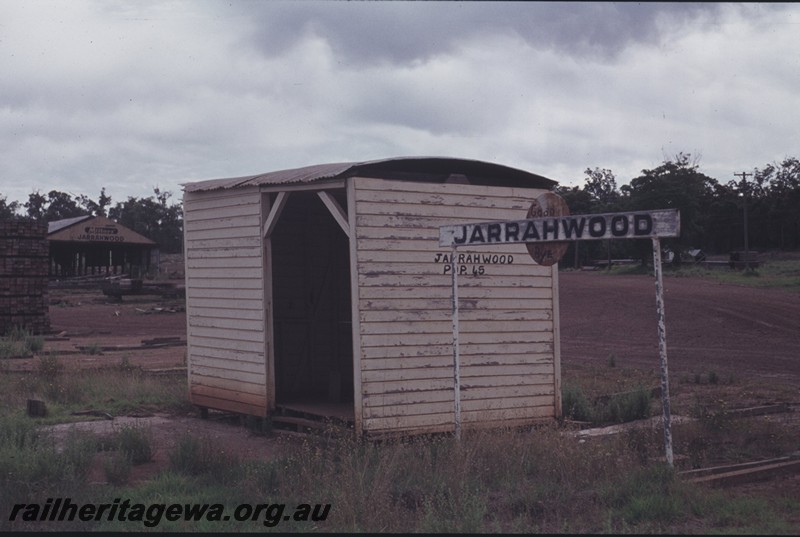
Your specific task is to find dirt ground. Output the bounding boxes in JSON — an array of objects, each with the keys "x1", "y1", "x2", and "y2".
[
  {"x1": 15, "y1": 270, "x2": 800, "y2": 493},
  {"x1": 559, "y1": 270, "x2": 800, "y2": 416},
  {"x1": 40, "y1": 271, "x2": 800, "y2": 379},
  {"x1": 559, "y1": 270, "x2": 800, "y2": 381},
  {"x1": 38, "y1": 271, "x2": 800, "y2": 383},
  {"x1": 558, "y1": 270, "x2": 800, "y2": 504}
]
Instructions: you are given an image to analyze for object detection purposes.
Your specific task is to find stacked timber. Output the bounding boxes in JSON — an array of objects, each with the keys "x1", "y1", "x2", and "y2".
[{"x1": 0, "y1": 220, "x2": 50, "y2": 335}]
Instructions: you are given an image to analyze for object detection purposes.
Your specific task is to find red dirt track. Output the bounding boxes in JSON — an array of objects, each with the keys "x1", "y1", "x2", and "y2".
[
  {"x1": 40, "y1": 272, "x2": 800, "y2": 385},
  {"x1": 559, "y1": 271, "x2": 800, "y2": 380},
  {"x1": 48, "y1": 292, "x2": 187, "y2": 339}
]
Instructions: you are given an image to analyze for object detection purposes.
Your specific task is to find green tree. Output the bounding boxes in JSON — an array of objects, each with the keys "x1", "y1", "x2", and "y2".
[
  {"x1": 24, "y1": 191, "x2": 47, "y2": 220},
  {"x1": 583, "y1": 167, "x2": 621, "y2": 209},
  {"x1": 755, "y1": 157, "x2": 800, "y2": 250},
  {"x1": 582, "y1": 167, "x2": 628, "y2": 267},
  {"x1": 622, "y1": 153, "x2": 717, "y2": 264},
  {"x1": 552, "y1": 184, "x2": 593, "y2": 214},
  {"x1": 78, "y1": 188, "x2": 112, "y2": 217},
  {"x1": 703, "y1": 180, "x2": 741, "y2": 253},
  {"x1": 44, "y1": 190, "x2": 86, "y2": 221},
  {"x1": 24, "y1": 190, "x2": 87, "y2": 221},
  {"x1": 108, "y1": 187, "x2": 183, "y2": 253},
  {"x1": 0, "y1": 194, "x2": 21, "y2": 219},
  {"x1": 553, "y1": 169, "x2": 626, "y2": 268}
]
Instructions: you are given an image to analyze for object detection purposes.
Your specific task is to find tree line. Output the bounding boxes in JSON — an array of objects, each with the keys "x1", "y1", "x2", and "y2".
[
  {"x1": 0, "y1": 187, "x2": 183, "y2": 253},
  {"x1": 1, "y1": 153, "x2": 798, "y2": 259},
  {"x1": 555, "y1": 153, "x2": 800, "y2": 266}
]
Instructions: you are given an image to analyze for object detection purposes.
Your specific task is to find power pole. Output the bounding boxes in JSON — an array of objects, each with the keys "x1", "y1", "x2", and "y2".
[{"x1": 734, "y1": 171, "x2": 753, "y2": 271}]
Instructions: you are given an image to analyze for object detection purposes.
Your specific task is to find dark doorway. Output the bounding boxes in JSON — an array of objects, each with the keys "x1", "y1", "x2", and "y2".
[{"x1": 270, "y1": 191, "x2": 354, "y2": 415}]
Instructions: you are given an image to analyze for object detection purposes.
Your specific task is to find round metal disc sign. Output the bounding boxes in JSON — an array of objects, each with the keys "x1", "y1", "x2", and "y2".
[{"x1": 526, "y1": 192, "x2": 570, "y2": 266}]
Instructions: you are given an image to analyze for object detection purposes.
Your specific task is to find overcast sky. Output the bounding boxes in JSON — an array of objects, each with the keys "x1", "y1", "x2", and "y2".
[{"x1": 2, "y1": 1, "x2": 799, "y2": 208}]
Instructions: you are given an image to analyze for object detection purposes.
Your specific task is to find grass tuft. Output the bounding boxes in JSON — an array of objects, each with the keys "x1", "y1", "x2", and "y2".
[
  {"x1": 562, "y1": 384, "x2": 653, "y2": 425},
  {"x1": 0, "y1": 327, "x2": 44, "y2": 358},
  {"x1": 114, "y1": 422, "x2": 154, "y2": 464}
]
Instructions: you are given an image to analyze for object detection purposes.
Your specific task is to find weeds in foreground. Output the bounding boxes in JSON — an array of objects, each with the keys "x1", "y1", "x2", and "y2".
[
  {"x1": 2, "y1": 413, "x2": 798, "y2": 533},
  {"x1": 0, "y1": 367, "x2": 191, "y2": 421},
  {"x1": 0, "y1": 415, "x2": 96, "y2": 531},
  {"x1": 1, "y1": 350, "x2": 796, "y2": 534},
  {"x1": 84, "y1": 342, "x2": 102, "y2": 356},
  {"x1": 103, "y1": 452, "x2": 132, "y2": 486},
  {"x1": 114, "y1": 422, "x2": 155, "y2": 464},
  {"x1": 562, "y1": 384, "x2": 593, "y2": 422},
  {"x1": 0, "y1": 327, "x2": 44, "y2": 358},
  {"x1": 38, "y1": 353, "x2": 63, "y2": 378},
  {"x1": 562, "y1": 384, "x2": 653, "y2": 425},
  {"x1": 150, "y1": 426, "x2": 798, "y2": 533},
  {"x1": 169, "y1": 433, "x2": 241, "y2": 484}
]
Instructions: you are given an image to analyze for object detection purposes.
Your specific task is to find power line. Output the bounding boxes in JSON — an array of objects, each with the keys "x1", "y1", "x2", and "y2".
[{"x1": 733, "y1": 171, "x2": 754, "y2": 271}]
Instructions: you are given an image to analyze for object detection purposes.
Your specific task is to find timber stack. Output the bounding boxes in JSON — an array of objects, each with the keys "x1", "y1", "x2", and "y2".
[{"x1": 0, "y1": 220, "x2": 50, "y2": 335}]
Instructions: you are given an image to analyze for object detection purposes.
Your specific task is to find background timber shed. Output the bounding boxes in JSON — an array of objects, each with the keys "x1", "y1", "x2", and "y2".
[
  {"x1": 48, "y1": 215, "x2": 157, "y2": 278},
  {"x1": 182, "y1": 156, "x2": 563, "y2": 437}
]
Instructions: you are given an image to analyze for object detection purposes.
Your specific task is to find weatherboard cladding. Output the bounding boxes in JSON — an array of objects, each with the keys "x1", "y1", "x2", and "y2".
[
  {"x1": 352, "y1": 177, "x2": 557, "y2": 434},
  {"x1": 183, "y1": 186, "x2": 269, "y2": 417},
  {"x1": 182, "y1": 156, "x2": 557, "y2": 192}
]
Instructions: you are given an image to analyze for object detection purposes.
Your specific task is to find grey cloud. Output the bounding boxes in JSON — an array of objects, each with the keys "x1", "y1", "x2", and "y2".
[{"x1": 232, "y1": 1, "x2": 728, "y2": 65}]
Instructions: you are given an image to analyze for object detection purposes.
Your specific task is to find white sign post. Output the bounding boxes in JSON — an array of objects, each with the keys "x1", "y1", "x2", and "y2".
[{"x1": 440, "y1": 206, "x2": 680, "y2": 466}]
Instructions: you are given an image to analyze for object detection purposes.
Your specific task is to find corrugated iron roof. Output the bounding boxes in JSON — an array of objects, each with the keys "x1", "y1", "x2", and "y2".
[
  {"x1": 47, "y1": 214, "x2": 92, "y2": 235},
  {"x1": 183, "y1": 156, "x2": 558, "y2": 193}
]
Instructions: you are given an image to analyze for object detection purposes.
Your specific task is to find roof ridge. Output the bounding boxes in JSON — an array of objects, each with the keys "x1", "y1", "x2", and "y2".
[{"x1": 183, "y1": 156, "x2": 557, "y2": 193}]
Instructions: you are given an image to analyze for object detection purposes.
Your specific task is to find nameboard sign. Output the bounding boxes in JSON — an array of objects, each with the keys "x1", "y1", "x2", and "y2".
[{"x1": 439, "y1": 209, "x2": 680, "y2": 248}]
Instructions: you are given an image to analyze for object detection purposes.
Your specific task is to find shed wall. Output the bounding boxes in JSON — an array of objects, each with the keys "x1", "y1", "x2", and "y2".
[
  {"x1": 183, "y1": 187, "x2": 269, "y2": 416},
  {"x1": 351, "y1": 177, "x2": 559, "y2": 435}
]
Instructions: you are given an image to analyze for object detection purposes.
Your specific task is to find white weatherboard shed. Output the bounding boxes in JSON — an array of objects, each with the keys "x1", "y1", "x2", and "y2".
[{"x1": 182, "y1": 157, "x2": 562, "y2": 437}]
